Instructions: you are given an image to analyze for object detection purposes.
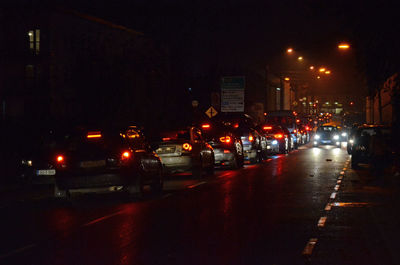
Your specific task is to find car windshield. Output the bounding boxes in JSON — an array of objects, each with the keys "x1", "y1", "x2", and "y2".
[
  {"x1": 159, "y1": 130, "x2": 190, "y2": 141},
  {"x1": 318, "y1": 126, "x2": 336, "y2": 132}
]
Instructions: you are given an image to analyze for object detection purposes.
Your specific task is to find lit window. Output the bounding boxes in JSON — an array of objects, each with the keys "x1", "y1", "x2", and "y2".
[{"x1": 28, "y1": 29, "x2": 40, "y2": 55}]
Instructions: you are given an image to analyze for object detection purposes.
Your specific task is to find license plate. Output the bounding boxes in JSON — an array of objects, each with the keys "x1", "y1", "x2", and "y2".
[
  {"x1": 80, "y1": 160, "x2": 106, "y2": 168},
  {"x1": 36, "y1": 169, "x2": 56, "y2": 176},
  {"x1": 156, "y1": 146, "x2": 176, "y2": 154}
]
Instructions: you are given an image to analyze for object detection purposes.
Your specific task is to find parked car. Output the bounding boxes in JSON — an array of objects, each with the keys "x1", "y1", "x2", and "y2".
[
  {"x1": 261, "y1": 125, "x2": 290, "y2": 154},
  {"x1": 20, "y1": 126, "x2": 164, "y2": 199},
  {"x1": 200, "y1": 122, "x2": 244, "y2": 169},
  {"x1": 153, "y1": 126, "x2": 214, "y2": 177},
  {"x1": 314, "y1": 125, "x2": 341, "y2": 147},
  {"x1": 298, "y1": 124, "x2": 310, "y2": 144},
  {"x1": 351, "y1": 125, "x2": 393, "y2": 169}
]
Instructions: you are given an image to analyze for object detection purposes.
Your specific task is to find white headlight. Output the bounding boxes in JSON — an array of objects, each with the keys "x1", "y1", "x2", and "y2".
[
  {"x1": 272, "y1": 140, "x2": 278, "y2": 145},
  {"x1": 315, "y1": 135, "x2": 320, "y2": 139},
  {"x1": 333, "y1": 135, "x2": 339, "y2": 140},
  {"x1": 349, "y1": 139, "x2": 354, "y2": 144},
  {"x1": 341, "y1": 132, "x2": 347, "y2": 137},
  {"x1": 21, "y1": 160, "x2": 33, "y2": 166}
]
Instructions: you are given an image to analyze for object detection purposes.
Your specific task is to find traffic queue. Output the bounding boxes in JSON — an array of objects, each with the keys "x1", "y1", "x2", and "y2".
[{"x1": 17, "y1": 112, "x2": 314, "y2": 200}]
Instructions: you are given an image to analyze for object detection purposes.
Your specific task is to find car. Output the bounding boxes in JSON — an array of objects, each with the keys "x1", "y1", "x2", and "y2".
[
  {"x1": 153, "y1": 126, "x2": 214, "y2": 177},
  {"x1": 351, "y1": 125, "x2": 393, "y2": 169},
  {"x1": 298, "y1": 124, "x2": 310, "y2": 144},
  {"x1": 200, "y1": 122, "x2": 244, "y2": 169},
  {"x1": 265, "y1": 111, "x2": 299, "y2": 149},
  {"x1": 261, "y1": 125, "x2": 290, "y2": 154},
  {"x1": 313, "y1": 125, "x2": 341, "y2": 147},
  {"x1": 19, "y1": 126, "x2": 164, "y2": 199}
]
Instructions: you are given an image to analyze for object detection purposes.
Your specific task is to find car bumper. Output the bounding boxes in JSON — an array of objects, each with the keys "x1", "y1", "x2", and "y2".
[
  {"x1": 56, "y1": 172, "x2": 133, "y2": 190},
  {"x1": 213, "y1": 148, "x2": 235, "y2": 166},
  {"x1": 158, "y1": 155, "x2": 194, "y2": 173}
]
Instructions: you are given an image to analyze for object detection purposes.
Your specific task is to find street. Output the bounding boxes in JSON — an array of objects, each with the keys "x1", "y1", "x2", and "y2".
[{"x1": 1, "y1": 143, "x2": 398, "y2": 265}]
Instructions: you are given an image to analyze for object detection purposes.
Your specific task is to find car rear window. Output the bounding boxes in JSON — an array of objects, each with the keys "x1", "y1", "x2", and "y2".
[{"x1": 160, "y1": 130, "x2": 191, "y2": 141}]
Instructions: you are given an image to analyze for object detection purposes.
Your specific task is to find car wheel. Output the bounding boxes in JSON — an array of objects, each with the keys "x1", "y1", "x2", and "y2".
[
  {"x1": 54, "y1": 184, "x2": 71, "y2": 200},
  {"x1": 125, "y1": 175, "x2": 144, "y2": 199},
  {"x1": 347, "y1": 145, "x2": 352, "y2": 155},
  {"x1": 150, "y1": 167, "x2": 163, "y2": 194}
]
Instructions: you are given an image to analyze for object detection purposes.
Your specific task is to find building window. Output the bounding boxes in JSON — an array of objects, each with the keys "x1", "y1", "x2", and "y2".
[{"x1": 28, "y1": 29, "x2": 40, "y2": 55}]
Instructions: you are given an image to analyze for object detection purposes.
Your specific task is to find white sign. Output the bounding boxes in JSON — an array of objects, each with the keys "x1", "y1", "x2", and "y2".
[{"x1": 221, "y1": 76, "x2": 245, "y2": 112}]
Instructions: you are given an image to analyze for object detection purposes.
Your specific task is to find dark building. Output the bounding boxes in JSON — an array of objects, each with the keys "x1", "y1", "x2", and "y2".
[{"x1": 0, "y1": 6, "x2": 169, "y2": 129}]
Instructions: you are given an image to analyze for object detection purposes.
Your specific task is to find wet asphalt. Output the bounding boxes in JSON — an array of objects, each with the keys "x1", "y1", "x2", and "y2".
[{"x1": 1, "y1": 143, "x2": 398, "y2": 265}]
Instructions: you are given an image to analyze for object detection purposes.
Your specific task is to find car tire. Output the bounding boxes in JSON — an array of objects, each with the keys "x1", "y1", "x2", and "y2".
[
  {"x1": 125, "y1": 175, "x2": 144, "y2": 199},
  {"x1": 347, "y1": 145, "x2": 352, "y2": 155},
  {"x1": 150, "y1": 167, "x2": 163, "y2": 194}
]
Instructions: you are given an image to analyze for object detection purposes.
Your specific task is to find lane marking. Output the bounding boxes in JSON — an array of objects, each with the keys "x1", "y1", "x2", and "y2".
[
  {"x1": 338, "y1": 176, "x2": 343, "y2": 180},
  {"x1": 302, "y1": 238, "x2": 318, "y2": 256},
  {"x1": 330, "y1": 192, "x2": 336, "y2": 199},
  {"x1": 187, "y1": 181, "x2": 207, "y2": 189},
  {"x1": 334, "y1": 185, "x2": 340, "y2": 191},
  {"x1": 340, "y1": 171, "x2": 345, "y2": 175},
  {"x1": 325, "y1": 203, "x2": 332, "y2": 211},
  {"x1": 83, "y1": 210, "x2": 125, "y2": 227},
  {"x1": 318, "y1": 216, "x2": 327, "y2": 227},
  {"x1": 337, "y1": 180, "x2": 342, "y2": 184},
  {"x1": 0, "y1": 243, "x2": 36, "y2": 259}
]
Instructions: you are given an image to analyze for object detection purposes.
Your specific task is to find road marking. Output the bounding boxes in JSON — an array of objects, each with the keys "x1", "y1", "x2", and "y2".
[
  {"x1": 340, "y1": 171, "x2": 345, "y2": 175},
  {"x1": 334, "y1": 185, "x2": 340, "y2": 191},
  {"x1": 83, "y1": 210, "x2": 126, "y2": 227},
  {"x1": 325, "y1": 203, "x2": 332, "y2": 211},
  {"x1": 187, "y1": 181, "x2": 207, "y2": 189},
  {"x1": 338, "y1": 176, "x2": 343, "y2": 180},
  {"x1": 302, "y1": 238, "x2": 318, "y2": 256},
  {"x1": 337, "y1": 180, "x2": 342, "y2": 184},
  {"x1": 318, "y1": 216, "x2": 327, "y2": 227},
  {"x1": 331, "y1": 202, "x2": 371, "y2": 207},
  {"x1": 330, "y1": 192, "x2": 336, "y2": 199},
  {"x1": 0, "y1": 243, "x2": 36, "y2": 259}
]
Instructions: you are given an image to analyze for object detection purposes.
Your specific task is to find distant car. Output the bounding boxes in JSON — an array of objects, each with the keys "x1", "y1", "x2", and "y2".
[
  {"x1": 298, "y1": 124, "x2": 310, "y2": 144},
  {"x1": 153, "y1": 126, "x2": 214, "y2": 177},
  {"x1": 20, "y1": 126, "x2": 164, "y2": 199},
  {"x1": 351, "y1": 125, "x2": 392, "y2": 168},
  {"x1": 200, "y1": 122, "x2": 244, "y2": 169},
  {"x1": 314, "y1": 125, "x2": 341, "y2": 147},
  {"x1": 265, "y1": 111, "x2": 299, "y2": 149},
  {"x1": 261, "y1": 125, "x2": 289, "y2": 154}
]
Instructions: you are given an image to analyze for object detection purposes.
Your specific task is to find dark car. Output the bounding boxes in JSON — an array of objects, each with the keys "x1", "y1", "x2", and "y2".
[
  {"x1": 153, "y1": 126, "x2": 215, "y2": 177},
  {"x1": 347, "y1": 125, "x2": 360, "y2": 154},
  {"x1": 266, "y1": 111, "x2": 299, "y2": 149},
  {"x1": 351, "y1": 125, "x2": 393, "y2": 169},
  {"x1": 313, "y1": 125, "x2": 341, "y2": 147},
  {"x1": 200, "y1": 122, "x2": 244, "y2": 169},
  {"x1": 261, "y1": 125, "x2": 289, "y2": 154},
  {"x1": 20, "y1": 126, "x2": 164, "y2": 199}
]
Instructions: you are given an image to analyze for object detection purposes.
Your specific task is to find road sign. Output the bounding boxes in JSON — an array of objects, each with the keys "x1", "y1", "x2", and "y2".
[
  {"x1": 205, "y1": 106, "x2": 218, "y2": 118},
  {"x1": 221, "y1": 76, "x2": 245, "y2": 112}
]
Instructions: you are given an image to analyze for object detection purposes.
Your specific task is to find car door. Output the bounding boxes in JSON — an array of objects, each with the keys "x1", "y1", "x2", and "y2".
[{"x1": 192, "y1": 128, "x2": 213, "y2": 167}]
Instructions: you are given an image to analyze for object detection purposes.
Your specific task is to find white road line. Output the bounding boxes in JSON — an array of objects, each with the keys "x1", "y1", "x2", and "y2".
[
  {"x1": 330, "y1": 192, "x2": 336, "y2": 199},
  {"x1": 187, "y1": 181, "x2": 207, "y2": 189},
  {"x1": 340, "y1": 171, "x2": 345, "y2": 175},
  {"x1": 325, "y1": 203, "x2": 332, "y2": 211},
  {"x1": 318, "y1": 216, "x2": 327, "y2": 227},
  {"x1": 0, "y1": 243, "x2": 36, "y2": 259},
  {"x1": 338, "y1": 176, "x2": 343, "y2": 180},
  {"x1": 83, "y1": 210, "x2": 126, "y2": 227},
  {"x1": 334, "y1": 185, "x2": 340, "y2": 191},
  {"x1": 337, "y1": 180, "x2": 342, "y2": 184},
  {"x1": 302, "y1": 238, "x2": 318, "y2": 256}
]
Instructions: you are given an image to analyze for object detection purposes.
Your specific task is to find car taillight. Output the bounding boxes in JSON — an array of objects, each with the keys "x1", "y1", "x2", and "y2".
[
  {"x1": 220, "y1": 136, "x2": 231, "y2": 143},
  {"x1": 234, "y1": 123, "x2": 239, "y2": 128},
  {"x1": 202, "y1": 124, "x2": 211, "y2": 129},
  {"x1": 248, "y1": 135, "x2": 254, "y2": 142},
  {"x1": 293, "y1": 129, "x2": 297, "y2": 133},
  {"x1": 263, "y1": 126, "x2": 273, "y2": 130},
  {"x1": 274, "y1": 134, "x2": 284, "y2": 139},
  {"x1": 121, "y1": 151, "x2": 131, "y2": 160},
  {"x1": 87, "y1": 131, "x2": 102, "y2": 139},
  {"x1": 56, "y1": 155, "x2": 64, "y2": 163},
  {"x1": 306, "y1": 126, "x2": 310, "y2": 131},
  {"x1": 182, "y1": 143, "x2": 192, "y2": 151}
]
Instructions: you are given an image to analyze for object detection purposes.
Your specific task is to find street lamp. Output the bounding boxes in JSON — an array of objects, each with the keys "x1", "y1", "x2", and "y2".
[
  {"x1": 325, "y1": 70, "x2": 331, "y2": 74},
  {"x1": 298, "y1": 56, "x2": 303, "y2": 61},
  {"x1": 284, "y1": 77, "x2": 290, "y2": 81},
  {"x1": 338, "y1": 43, "x2": 350, "y2": 50},
  {"x1": 309, "y1": 66, "x2": 315, "y2": 70},
  {"x1": 317, "y1": 76, "x2": 321, "y2": 79},
  {"x1": 287, "y1": 48, "x2": 294, "y2": 53},
  {"x1": 319, "y1": 67, "x2": 326, "y2": 72}
]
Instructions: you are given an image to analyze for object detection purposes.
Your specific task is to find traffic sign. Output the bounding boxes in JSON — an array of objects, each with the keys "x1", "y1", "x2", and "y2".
[{"x1": 205, "y1": 106, "x2": 218, "y2": 118}]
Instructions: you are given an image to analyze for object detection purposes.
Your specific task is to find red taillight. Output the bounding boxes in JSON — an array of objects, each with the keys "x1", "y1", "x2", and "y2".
[
  {"x1": 274, "y1": 134, "x2": 284, "y2": 139},
  {"x1": 182, "y1": 143, "x2": 192, "y2": 151},
  {"x1": 56, "y1": 155, "x2": 64, "y2": 163},
  {"x1": 249, "y1": 135, "x2": 254, "y2": 142},
  {"x1": 223, "y1": 150, "x2": 230, "y2": 154},
  {"x1": 234, "y1": 123, "x2": 239, "y2": 128},
  {"x1": 87, "y1": 131, "x2": 102, "y2": 139},
  {"x1": 202, "y1": 124, "x2": 211, "y2": 129},
  {"x1": 263, "y1": 126, "x2": 273, "y2": 130},
  {"x1": 162, "y1": 137, "x2": 171, "y2": 141},
  {"x1": 121, "y1": 151, "x2": 131, "y2": 160},
  {"x1": 296, "y1": 119, "x2": 300, "y2": 123},
  {"x1": 220, "y1": 136, "x2": 231, "y2": 143},
  {"x1": 306, "y1": 126, "x2": 310, "y2": 131}
]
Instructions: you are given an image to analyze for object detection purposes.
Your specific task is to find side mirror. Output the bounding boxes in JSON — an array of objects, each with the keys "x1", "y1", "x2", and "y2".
[{"x1": 150, "y1": 143, "x2": 159, "y2": 151}]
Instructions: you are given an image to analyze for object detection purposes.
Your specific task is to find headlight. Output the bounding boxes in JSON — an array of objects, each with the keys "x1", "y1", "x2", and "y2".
[
  {"x1": 333, "y1": 135, "x2": 339, "y2": 140},
  {"x1": 341, "y1": 132, "x2": 347, "y2": 137},
  {"x1": 272, "y1": 140, "x2": 278, "y2": 145},
  {"x1": 21, "y1": 159, "x2": 33, "y2": 166},
  {"x1": 315, "y1": 134, "x2": 320, "y2": 139},
  {"x1": 349, "y1": 139, "x2": 354, "y2": 144}
]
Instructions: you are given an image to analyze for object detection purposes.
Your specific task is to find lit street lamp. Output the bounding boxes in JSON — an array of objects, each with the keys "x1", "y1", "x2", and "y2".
[
  {"x1": 325, "y1": 70, "x2": 331, "y2": 74},
  {"x1": 338, "y1": 43, "x2": 350, "y2": 49},
  {"x1": 319, "y1": 67, "x2": 326, "y2": 72},
  {"x1": 287, "y1": 48, "x2": 294, "y2": 53},
  {"x1": 298, "y1": 56, "x2": 303, "y2": 61}
]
